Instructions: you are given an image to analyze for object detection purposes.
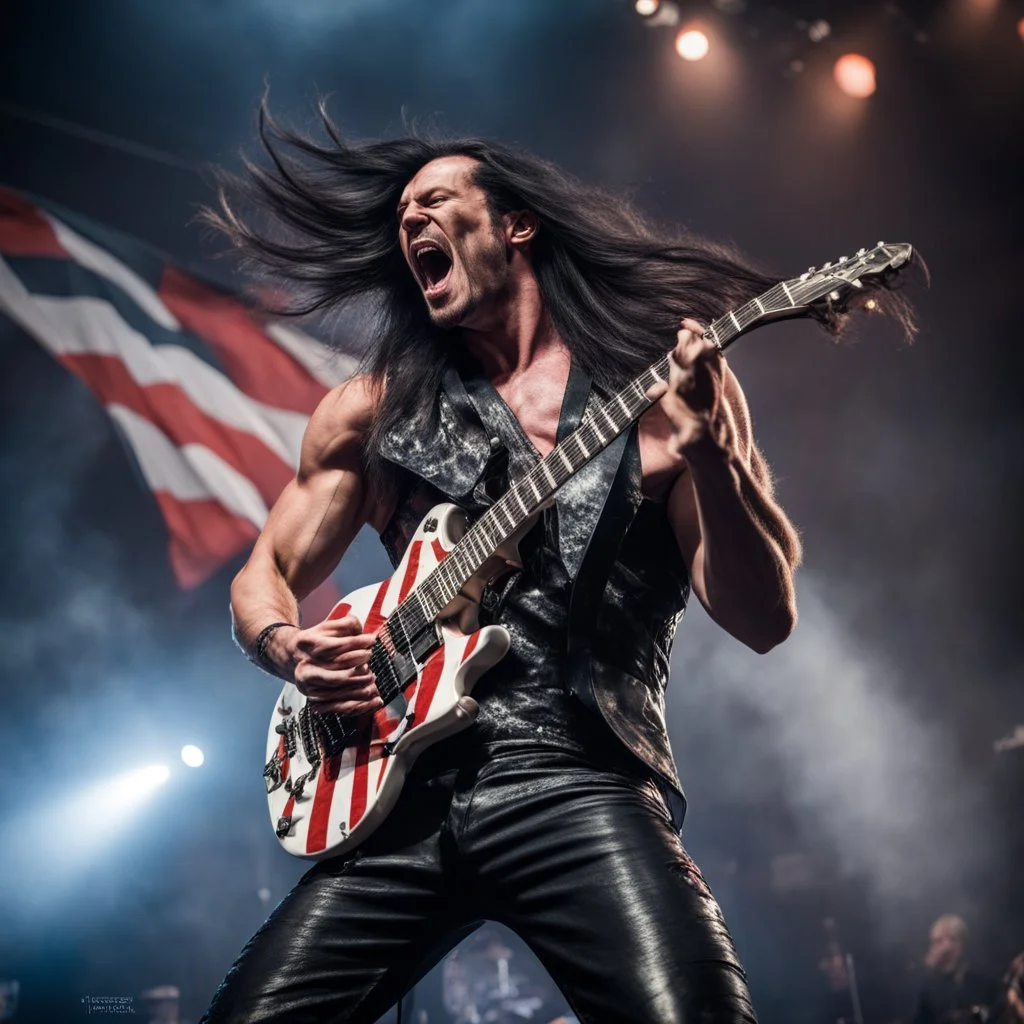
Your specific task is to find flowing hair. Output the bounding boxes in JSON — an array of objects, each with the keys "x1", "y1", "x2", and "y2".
[{"x1": 203, "y1": 98, "x2": 917, "y2": 497}]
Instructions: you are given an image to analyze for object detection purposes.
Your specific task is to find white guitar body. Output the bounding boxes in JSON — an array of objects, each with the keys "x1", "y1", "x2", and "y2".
[{"x1": 265, "y1": 503, "x2": 511, "y2": 860}]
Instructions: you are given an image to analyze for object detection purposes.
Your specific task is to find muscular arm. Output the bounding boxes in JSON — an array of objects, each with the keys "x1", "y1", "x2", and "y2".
[
  {"x1": 230, "y1": 375, "x2": 380, "y2": 676},
  {"x1": 663, "y1": 330, "x2": 801, "y2": 654}
]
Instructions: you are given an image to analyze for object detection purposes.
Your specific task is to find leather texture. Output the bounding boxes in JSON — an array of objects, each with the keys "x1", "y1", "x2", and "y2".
[
  {"x1": 200, "y1": 748, "x2": 756, "y2": 1024},
  {"x1": 380, "y1": 352, "x2": 691, "y2": 807}
]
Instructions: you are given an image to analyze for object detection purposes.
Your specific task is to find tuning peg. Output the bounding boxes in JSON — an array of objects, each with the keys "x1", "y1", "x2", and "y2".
[
  {"x1": 807, "y1": 266, "x2": 816, "y2": 274},
  {"x1": 856, "y1": 248, "x2": 867, "y2": 256},
  {"x1": 823, "y1": 262, "x2": 833, "y2": 269},
  {"x1": 876, "y1": 240, "x2": 885, "y2": 246},
  {"x1": 838, "y1": 256, "x2": 848, "y2": 264},
  {"x1": 799, "y1": 272, "x2": 809, "y2": 281}
]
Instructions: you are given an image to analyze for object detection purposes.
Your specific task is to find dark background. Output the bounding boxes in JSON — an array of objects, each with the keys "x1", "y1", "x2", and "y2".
[{"x1": 1, "y1": 1, "x2": 1022, "y2": 1022}]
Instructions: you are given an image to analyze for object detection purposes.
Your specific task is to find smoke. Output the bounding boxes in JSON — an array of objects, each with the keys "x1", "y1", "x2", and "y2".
[{"x1": 670, "y1": 572, "x2": 993, "y2": 922}]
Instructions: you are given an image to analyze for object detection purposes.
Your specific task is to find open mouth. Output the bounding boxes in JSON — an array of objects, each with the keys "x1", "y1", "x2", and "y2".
[{"x1": 412, "y1": 242, "x2": 453, "y2": 297}]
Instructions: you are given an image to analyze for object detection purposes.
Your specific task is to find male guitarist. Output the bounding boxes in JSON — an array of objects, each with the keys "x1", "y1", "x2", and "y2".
[{"x1": 201, "y1": 110, "x2": 820, "y2": 1024}]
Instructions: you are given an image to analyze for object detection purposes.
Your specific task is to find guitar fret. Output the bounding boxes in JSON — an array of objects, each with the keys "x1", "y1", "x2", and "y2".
[{"x1": 384, "y1": 250, "x2": 911, "y2": 649}]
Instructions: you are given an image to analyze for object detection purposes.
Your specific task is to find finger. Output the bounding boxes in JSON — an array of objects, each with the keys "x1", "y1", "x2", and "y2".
[
  {"x1": 323, "y1": 649, "x2": 376, "y2": 670},
  {"x1": 307, "y1": 681, "x2": 380, "y2": 706},
  {"x1": 313, "y1": 697, "x2": 386, "y2": 717},
  {"x1": 320, "y1": 613, "x2": 364, "y2": 634},
  {"x1": 295, "y1": 666, "x2": 377, "y2": 695},
  {"x1": 297, "y1": 631, "x2": 375, "y2": 657}
]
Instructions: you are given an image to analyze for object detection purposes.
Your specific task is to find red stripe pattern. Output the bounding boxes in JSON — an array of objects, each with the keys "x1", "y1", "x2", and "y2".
[{"x1": 0, "y1": 186, "x2": 352, "y2": 600}]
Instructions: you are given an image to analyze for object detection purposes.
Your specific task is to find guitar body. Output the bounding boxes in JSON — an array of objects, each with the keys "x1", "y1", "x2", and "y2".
[{"x1": 265, "y1": 502, "x2": 511, "y2": 860}]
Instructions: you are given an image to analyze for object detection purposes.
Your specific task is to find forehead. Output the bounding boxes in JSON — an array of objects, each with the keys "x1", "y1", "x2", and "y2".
[{"x1": 399, "y1": 155, "x2": 482, "y2": 204}]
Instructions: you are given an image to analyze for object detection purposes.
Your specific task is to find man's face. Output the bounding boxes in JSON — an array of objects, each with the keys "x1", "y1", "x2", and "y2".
[
  {"x1": 926, "y1": 920, "x2": 964, "y2": 974},
  {"x1": 397, "y1": 155, "x2": 511, "y2": 329}
]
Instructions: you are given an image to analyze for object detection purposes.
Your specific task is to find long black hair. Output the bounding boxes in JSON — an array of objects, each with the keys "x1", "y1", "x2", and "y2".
[{"x1": 205, "y1": 99, "x2": 916, "y2": 496}]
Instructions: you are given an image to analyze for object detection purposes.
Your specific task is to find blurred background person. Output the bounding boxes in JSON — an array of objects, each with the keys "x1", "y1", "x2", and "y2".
[{"x1": 912, "y1": 915, "x2": 1001, "y2": 1024}]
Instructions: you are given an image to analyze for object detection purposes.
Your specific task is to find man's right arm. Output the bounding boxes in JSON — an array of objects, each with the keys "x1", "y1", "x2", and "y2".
[{"x1": 230, "y1": 375, "x2": 388, "y2": 714}]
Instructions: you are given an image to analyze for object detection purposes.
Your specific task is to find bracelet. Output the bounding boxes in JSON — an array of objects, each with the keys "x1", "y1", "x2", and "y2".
[{"x1": 252, "y1": 621, "x2": 298, "y2": 674}]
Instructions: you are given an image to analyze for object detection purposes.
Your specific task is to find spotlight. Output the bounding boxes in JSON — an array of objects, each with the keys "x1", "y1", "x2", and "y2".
[
  {"x1": 675, "y1": 28, "x2": 710, "y2": 61},
  {"x1": 1018, "y1": 17, "x2": 1024, "y2": 43},
  {"x1": 833, "y1": 54, "x2": 876, "y2": 98},
  {"x1": 181, "y1": 744, "x2": 205, "y2": 768},
  {"x1": 110, "y1": 764, "x2": 170, "y2": 803},
  {"x1": 634, "y1": 0, "x2": 659, "y2": 14}
]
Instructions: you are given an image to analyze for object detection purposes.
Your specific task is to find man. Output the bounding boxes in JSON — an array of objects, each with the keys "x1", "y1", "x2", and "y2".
[
  {"x1": 912, "y1": 915, "x2": 1001, "y2": 1024},
  {"x1": 199, "y1": 105, "x2": 872, "y2": 1024}
]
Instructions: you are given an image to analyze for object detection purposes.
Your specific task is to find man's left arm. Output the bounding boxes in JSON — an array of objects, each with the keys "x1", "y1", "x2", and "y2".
[{"x1": 661, "y1": 319, "x2": 802, "y2": 654}]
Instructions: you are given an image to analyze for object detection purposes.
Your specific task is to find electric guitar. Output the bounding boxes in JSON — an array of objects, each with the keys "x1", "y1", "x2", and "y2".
[{"x1": 264, "y1": 241, "x2": 914, "y2": 859}]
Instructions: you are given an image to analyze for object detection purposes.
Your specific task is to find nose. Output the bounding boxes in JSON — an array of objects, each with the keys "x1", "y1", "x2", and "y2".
[{"x1": 401, "y1": 203, "x2": 428, "y2": 239}]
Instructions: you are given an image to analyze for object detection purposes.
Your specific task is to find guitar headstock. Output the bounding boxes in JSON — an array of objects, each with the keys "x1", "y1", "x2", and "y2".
[
  {"x1": 703, "y1": 241, "x2": 917, "y2": 351},
  {"x1": 791, "y1": 242, "x2": 914, "y2": 314}
]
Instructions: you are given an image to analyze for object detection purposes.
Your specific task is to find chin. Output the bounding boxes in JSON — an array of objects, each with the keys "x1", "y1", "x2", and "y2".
[{"x1": 427, "y1": 295, "x2": 473, "y2": 331}]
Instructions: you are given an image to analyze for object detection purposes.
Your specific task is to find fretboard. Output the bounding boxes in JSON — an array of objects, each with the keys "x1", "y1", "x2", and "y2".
[{"x1": 385, "y1": 271, "x2": 829, "y2": 643}]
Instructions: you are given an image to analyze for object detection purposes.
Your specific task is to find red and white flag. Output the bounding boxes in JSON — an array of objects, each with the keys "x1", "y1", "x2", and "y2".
[{"x1": 0, "y1": 185, "x2": 354, "y2": 612}]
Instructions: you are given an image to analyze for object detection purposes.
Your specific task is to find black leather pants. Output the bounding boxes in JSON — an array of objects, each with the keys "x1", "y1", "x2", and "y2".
[{"x1": 200, "y1": 747, "x2": 756, "y2": 1024}]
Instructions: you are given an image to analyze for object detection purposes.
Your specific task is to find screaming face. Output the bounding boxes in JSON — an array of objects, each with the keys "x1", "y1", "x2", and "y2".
[{"x1": 397, "y1": 155, "x2": 512, "y2": 330}]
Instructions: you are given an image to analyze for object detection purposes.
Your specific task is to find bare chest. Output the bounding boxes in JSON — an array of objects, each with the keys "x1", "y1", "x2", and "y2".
[{"x1": 491, "y1": 355, "x2": 685, "y2": 503}]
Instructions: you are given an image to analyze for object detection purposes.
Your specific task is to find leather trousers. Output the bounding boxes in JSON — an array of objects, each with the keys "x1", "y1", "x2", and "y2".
[{"x1": 200, "y1": 746, "x2": 756, "y2": 1024}]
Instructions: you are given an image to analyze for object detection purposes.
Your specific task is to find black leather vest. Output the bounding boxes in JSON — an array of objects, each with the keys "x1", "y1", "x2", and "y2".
[{"x1": 378, "y1": 353, "x2": 691, "y2": 819}]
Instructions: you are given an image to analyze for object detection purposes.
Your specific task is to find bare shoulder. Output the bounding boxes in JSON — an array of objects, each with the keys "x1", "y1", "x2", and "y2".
[{"x1": 299, "y1": 374, "x2": 379, "y2": 477}]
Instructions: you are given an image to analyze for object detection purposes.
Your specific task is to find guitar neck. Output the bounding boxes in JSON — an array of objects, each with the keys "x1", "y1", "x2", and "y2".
[{"x1": 393, "y1": 269, "x2": 863, "y2": 626}]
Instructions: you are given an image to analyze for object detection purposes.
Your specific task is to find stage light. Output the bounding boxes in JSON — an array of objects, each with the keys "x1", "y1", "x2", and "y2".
[
  {"x1": 833, "y1": 54, "x2": 876, "y2": 98},
  {"x1": 634, "y1": 0, "x2": 659, "y2": 15},
  {"x1": 1018, "y1": 16, "x2": 1024, "y2": 43},
  {"x1": 675, "y1": 28, "x2": 710, "y2": 61},
  {"x1": 110, "y1": 763, "x2": 171, "y2": 802},
  {"x1": 807, "y1": 19, "x2": 831, "y2": 43},
  {"x1": 181, "y1": 744, "x2": 205, "y2": 768}
]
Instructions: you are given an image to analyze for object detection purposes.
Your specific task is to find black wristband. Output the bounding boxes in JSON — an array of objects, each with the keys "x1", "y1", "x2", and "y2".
[{"x1": 252, "y1": 621, "x2": 298, "y2": 675}]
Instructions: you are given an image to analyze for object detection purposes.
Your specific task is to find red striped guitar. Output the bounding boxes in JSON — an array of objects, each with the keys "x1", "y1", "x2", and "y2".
[{"x1": 264, "y1": 242, "x2": 914, "y2": 859}]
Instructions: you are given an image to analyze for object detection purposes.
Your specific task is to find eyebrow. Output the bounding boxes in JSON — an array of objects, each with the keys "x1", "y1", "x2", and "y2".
[{"x1": 396, "y1": 188, "x2": 447, "y2": 217}]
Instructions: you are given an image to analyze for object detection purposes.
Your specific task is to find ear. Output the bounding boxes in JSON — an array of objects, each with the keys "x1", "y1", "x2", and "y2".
[{"x1": 505, "y1": 210, "x2": 538, "y2": 249}]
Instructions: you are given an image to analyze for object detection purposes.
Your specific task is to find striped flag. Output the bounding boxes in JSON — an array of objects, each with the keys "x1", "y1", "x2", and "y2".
[{"x1": 0, "y1": 185, "x2": 355, "y2": 611}]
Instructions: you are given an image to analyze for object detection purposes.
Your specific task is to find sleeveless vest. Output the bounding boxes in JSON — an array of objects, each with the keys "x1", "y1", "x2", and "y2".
[{"x1": 378, "y1": 352, "x2": 691, "y2": 822}]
